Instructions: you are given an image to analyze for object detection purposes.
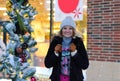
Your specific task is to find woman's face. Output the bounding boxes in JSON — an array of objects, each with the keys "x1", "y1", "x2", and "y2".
[{"x1": 62, "y1": 26, "x2": 74, "y2": 37}]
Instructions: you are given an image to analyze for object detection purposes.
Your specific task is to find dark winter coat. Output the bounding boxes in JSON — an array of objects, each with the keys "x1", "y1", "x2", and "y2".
[{"x1": 44, "y1": 36, "x2": 89, "y2": 81}]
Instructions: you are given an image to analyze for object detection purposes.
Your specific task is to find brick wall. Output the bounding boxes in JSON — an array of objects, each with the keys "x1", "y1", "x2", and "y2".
[{"x1": 87, "y1": 0, "x2": 120, "y2": 62}]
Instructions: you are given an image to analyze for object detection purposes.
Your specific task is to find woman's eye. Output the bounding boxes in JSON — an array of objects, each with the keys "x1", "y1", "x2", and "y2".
[
  {"x1": 63, "y1": 27, "x2": 67, "y2": 29},
  {"x1": 69, "y1": 28, "x2": 73, "y2": 30}
]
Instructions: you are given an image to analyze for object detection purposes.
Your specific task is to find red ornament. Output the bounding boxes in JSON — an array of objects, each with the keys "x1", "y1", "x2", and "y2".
[
  {"x1": 58, "y1": 0, "x2": 79, "y2": 13},
  {"x1": 19, "y1": 54, "x2": 27, "y2": 63},
  {"x1": 31, "y1": 77, "x2": 36, "y2": 81}
]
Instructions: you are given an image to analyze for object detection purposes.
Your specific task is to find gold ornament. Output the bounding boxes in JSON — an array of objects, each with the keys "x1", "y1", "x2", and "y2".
[{"x1": 6, "y1": 0, "x2": 13, "y2": 12}]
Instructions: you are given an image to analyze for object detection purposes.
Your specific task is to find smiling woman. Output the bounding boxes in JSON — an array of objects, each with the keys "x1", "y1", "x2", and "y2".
[{"x1": 44, "y1": 17, "x2": 89, "y2": 81}]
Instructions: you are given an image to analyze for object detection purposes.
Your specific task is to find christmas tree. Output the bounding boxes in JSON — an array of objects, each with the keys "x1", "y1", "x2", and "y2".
[{"x1": 0, "y1": 0, "x2": 38, "y2": 81}]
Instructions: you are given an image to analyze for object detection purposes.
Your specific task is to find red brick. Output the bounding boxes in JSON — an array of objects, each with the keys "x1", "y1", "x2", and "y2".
[{"x1": 88, "y1": 0, "x2": 120, "y2": 62}]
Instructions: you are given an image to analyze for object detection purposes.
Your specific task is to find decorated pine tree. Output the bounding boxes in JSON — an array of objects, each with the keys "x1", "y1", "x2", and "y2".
[{"x1": 0, "y1": 0, "x2": 38, "y2": 81}]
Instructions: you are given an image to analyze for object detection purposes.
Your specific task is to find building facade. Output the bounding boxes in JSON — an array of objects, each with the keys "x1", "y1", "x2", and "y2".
[{"x1": 87, "y1": 0, "x2": 120, "y2": 62}]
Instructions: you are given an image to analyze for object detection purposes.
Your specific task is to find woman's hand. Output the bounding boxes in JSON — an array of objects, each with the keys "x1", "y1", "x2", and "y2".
[
  {"x1": 55, "y1": 44, "x2": 62, "y2": 53},
  {"x1": 69, "y1": 43, "x2": 76, "y2": 52}
]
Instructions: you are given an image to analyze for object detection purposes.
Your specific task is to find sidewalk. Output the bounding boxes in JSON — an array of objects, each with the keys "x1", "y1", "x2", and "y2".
[
  {"x1": 36, "y1": 61, "x2": 120, "y2": 81},
  {"x1": 86, "y1": 61, "x2": 120, "y2": 81}
]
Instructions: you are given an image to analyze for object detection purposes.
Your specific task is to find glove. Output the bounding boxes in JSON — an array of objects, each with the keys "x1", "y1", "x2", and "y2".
[
  {"x1": 55, "y1": 44, "x2": 62, "y2": 53},
  {"x1": 69, "y1": 43, "x2": 76, "y2": 52}
]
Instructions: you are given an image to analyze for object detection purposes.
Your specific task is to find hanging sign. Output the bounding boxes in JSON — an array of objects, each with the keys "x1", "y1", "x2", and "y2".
[{"x1": 55, "y1": 0, "x2": 83, "y2": 21}]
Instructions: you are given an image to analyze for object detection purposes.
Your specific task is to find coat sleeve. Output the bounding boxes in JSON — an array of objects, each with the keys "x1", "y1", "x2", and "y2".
[
  {"x1": 44, "y1": 37, "x2": 60, "y2": 68},
  {"x1": 71, "y1": 37, "x2": 89, "y2": 70}
]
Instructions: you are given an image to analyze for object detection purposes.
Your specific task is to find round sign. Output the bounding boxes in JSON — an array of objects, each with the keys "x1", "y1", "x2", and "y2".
[{"x1": 58, "y1": 0, "x2": 79, "y2": 13}]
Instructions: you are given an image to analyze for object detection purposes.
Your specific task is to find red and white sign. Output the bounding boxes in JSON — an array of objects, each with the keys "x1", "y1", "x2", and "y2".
[{"x1": 55, "y1": 0, "x2": 83, "y2": 21}]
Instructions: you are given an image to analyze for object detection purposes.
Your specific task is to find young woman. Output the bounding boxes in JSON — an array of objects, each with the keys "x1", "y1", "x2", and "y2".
[{"x1": 44, "y1": 17, "x2": 89, "y2": 81}]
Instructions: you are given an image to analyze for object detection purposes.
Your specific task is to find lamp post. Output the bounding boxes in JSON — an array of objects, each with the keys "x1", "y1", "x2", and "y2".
[{"x1": 50, "y1": 0, "x2": 53, "y2": 42}]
